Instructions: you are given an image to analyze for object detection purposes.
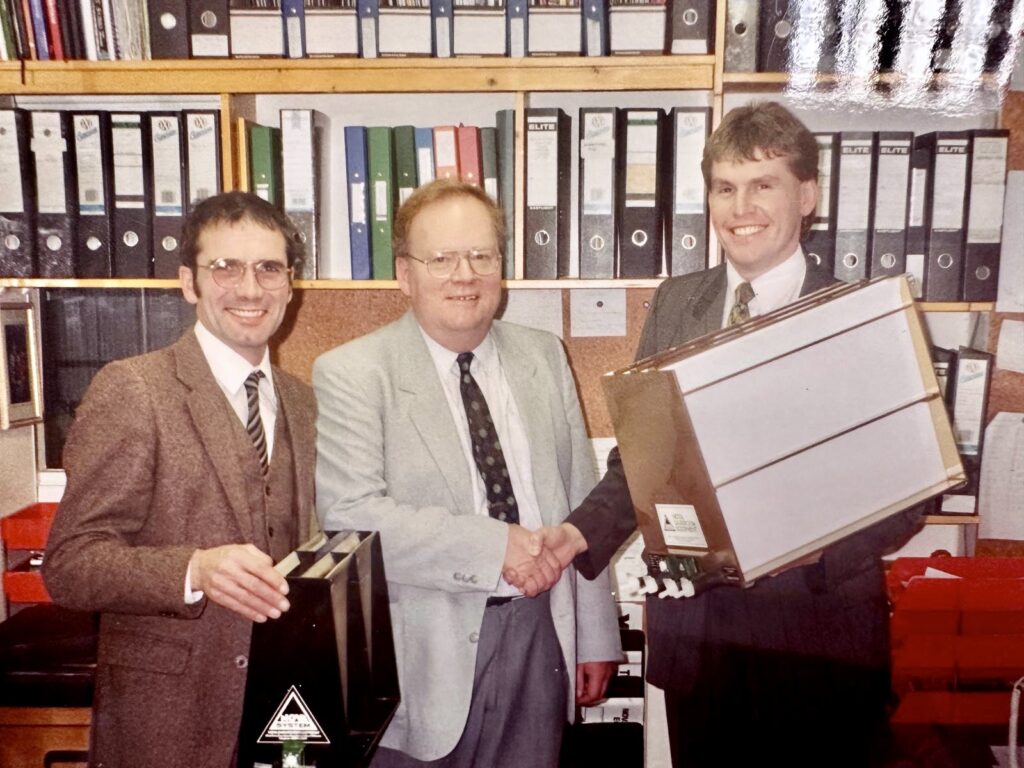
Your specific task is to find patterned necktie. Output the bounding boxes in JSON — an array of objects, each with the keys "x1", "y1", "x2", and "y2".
[
  {"x1": 727, "y1": 281, "x2": 755, "y2": 327},
  {"x1": 243, "y1": 371, "x2": 269, "y2": 475},
  {"x1": 456, "y1": 352, "x2": 519, "y2": 524}
]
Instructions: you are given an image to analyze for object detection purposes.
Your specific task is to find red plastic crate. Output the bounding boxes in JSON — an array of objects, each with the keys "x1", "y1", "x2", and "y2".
[
  {"x1": 891, "y1": 691, "x2": 1013, "y2": 726},
  {"x1": 891, "y1": 579, "x2": 961, "y2": 646},
  {"x1": 955, "y1": 635, "x2": 1024, "y2": 686},
  {"x1": 960, "y1": 579, "x2": 1024, "y2": 635},
  {"x1": 892, "y1": 635, "x2": 956, "y2": 693},
  {"x1": 0, "y1": 503, "x2": 58, "y2": 550},
  {"x1": 2, "y1": 568, "x2": 50, "y2": 604}
]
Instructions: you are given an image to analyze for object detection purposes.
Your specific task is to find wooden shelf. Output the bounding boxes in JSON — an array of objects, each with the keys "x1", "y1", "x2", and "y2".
[
  {"x1": 925, "y1": 515, "x2": 980, "y2": 525},
  {"x1": 0, "y1": 279, "x2": 998, "y2": 303},
  {"x1": 720, "y1": 70, "x2": 1003, "y2": 92},
  {"x1": 11, "y1": 57, "x2": 715, "y2": 95}
]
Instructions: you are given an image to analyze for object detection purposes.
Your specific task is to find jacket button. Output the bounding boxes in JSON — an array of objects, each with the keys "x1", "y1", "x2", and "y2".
[
  {"x1": 469, "y1": 632, "x2": 479, "y2": 643},
  {"x1": 234, "y1": 654, "x2": 248, "y2": 670}
]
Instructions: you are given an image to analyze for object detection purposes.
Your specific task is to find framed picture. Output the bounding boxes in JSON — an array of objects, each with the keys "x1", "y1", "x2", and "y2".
[{"x1": 0, "y1": 299, "x2": 43, "y2": 430}]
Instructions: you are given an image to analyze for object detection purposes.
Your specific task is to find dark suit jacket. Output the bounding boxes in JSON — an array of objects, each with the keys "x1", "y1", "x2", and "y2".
[
  {"x1": 43, "y1": 331, "x2": 317, "y2": 768},
  {"x1": 568, "y1": 260, "x2": 923, "y2": 693}
]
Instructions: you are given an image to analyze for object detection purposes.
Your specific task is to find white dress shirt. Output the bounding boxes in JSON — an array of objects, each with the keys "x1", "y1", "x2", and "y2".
[
  {"x1": 186, "y1": 322, "x2": 277, "y2": 602},
  {"x1": 722, "y1": 247, "x2": 807, "y2": 328},
  {"x1": 420, "y1": 327, "x2": 542, "y2": 598},
  {"x1": 193, "y1": 321, "x2": 278, "y2": 459}
]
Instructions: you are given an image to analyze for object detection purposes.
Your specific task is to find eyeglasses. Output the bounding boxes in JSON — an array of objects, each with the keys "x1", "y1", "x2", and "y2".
[
  {"x1": 197, "y1": 258, "x2": 293, "y2": 290},
  {"x1": 404, "y1": 249, "x2": 502, "y2": 278}
]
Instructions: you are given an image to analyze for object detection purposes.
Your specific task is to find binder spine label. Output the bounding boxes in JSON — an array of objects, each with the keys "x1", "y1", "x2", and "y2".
[
  {"x1": 151, "y1": 117, "x2": 184, "y2": 216},
  {"x1": 815, "y1": 139, "x2": 833, "y2": 221},
  {"x1": 967, "y1": 136, "x2": 1008, "y2": 243},
  {"x1": 873, "y1": 142, "x2": 909, "y2": 231},
  {"x1": 580, "y1": 112, "x2": 614, "y2": 216},
  {"x1": 0, "y1": 112, "x2": 26, "y2": 213},
  {"x1": 112, "y1": 117, "x2": 146, "y2": 203},
  {"x1": 836, "y1": 141, "x2": 872, "y2": 231},
  {"x1": 624, "y1": 113, "x2": 658, "y2": 208},
  {"x1": 186, "y1": 113, "x2": 220, "y2": 204},
  {"x1": 673, "y1": 113, "x2": 705, "y2": 215},
  {"x1": 73, "y1": 114, "x2": 107, "y2": 215},
  {"x1": 32, "y1": 113, "x2": 69, "y2": 215},
  {"x1": 282, "y1": 111, "x2": 314, "y2": 213},
  {"x1": 526, "y1": 116, "x2": 559, "y2": 208},
  {"x1": 932, "y1": 141, "x2": 968, "y2": 230}
]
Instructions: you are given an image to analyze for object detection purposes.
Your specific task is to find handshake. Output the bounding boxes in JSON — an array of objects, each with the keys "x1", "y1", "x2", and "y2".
[{"x1": 501, "y1": 522, "x2": 589, "y2": 597}]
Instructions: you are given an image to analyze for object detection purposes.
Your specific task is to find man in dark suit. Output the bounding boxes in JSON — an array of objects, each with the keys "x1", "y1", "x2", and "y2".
[
  {"x1": 43, "y1": 192, "x2": 317, "y2": 768},
  {"x1": 522, "y1": 102, "x2": 923, "y2": 766}
]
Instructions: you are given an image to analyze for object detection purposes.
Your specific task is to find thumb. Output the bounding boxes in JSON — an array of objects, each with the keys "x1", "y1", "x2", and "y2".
[{"x1": 526, "y1": 530, "x2": 544, "y2": 557}]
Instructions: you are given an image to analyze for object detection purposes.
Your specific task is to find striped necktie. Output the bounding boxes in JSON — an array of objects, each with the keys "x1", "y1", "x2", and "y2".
[
  {"x1": 243, "y1": 371, "x2": 269, "y2": 475},
  {"x1": 727, "y1": 282, "x2": 755, "y2": 327}
]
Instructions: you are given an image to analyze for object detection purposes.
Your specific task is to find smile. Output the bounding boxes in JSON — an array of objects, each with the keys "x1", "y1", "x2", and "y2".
[
  {"x1": 731, "y1": 225, "x2": 765, "y2": 237},
  {"x1": 227, "y1": 308, "x2": 267, "y2": 318},
  {"x1": 448, "y1": 296, "x2": 479, "y2": 302}
]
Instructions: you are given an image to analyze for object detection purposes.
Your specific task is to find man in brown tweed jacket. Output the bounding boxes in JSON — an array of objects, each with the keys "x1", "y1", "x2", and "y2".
[{"x1": 44, "y1": 192, "x2": 317, "y2": 768}]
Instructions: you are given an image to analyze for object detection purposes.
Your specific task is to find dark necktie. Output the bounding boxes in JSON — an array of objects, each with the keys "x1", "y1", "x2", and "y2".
[
  {"x1": 456, "y1": 352, "x2": 519, "y2": 524},
  {"x1": 727, "y1": 281, "x2": 755, "y2": 327},
  {"x1": 243, "y1": 371, "x2": 269, "y2": 475}
]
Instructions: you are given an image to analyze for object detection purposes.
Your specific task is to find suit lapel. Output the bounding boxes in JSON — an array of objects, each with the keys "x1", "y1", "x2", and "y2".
[
  {"x1": 394, "y1": 314, "x2": 474, "y2": 514},
  {"x1": 275, "y1": 371, "x2": 314, "y2": 531},
  {"x1": 174, "y1": 333, "x2": 254, "y2": 540},
  {"x1": 684, "y1": 265, "x2": 728, "y2": 344}
]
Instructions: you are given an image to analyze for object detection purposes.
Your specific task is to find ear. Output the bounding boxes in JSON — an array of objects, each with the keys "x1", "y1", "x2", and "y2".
[
  {"x1": 179, "y1": 265, "x2": 199, "y2": 305},
  {"x1": 799, "y1": 179, "x2": 818, "y2": 218},
  {"x1": 395, "y1": 256, "x2": 412, "y2": 298}
]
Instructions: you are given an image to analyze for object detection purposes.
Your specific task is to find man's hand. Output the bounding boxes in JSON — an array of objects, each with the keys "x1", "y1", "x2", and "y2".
[
  {"x1": 576, "y1": 661, "x2": 616, "y2": 706},
  {"x1": 189, "y1": 544, "x2": 290, "y2": 622},
  {"x1": 501, "y1": 524, "x2": 562, "y2": 598},
  {"x1": 528, "y1": 523, "x2": 588, "y2": 570}
]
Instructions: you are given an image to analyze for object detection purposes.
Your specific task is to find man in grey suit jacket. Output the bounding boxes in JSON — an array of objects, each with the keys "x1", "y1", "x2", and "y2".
[
  {"x1": 526, "y1": 103, "x2": 923, "y2": 766},
  {"x1": 44, "y1": 192, "x2": 317, "y2": 768},
  {"x1": 314, "y1": 180, "x2": 622, "y2": 767}
]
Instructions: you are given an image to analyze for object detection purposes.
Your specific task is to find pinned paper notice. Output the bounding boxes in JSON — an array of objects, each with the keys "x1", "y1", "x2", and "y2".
[
  {"x1": 997, "y1": 320, "x2": 1024, "y2": 374},
  {"x1": 654, "y1": 504, "x2": 708, "y2": 549},
  {"x1": 501, "y1": 290, "x2": 563, "y2": 338}
]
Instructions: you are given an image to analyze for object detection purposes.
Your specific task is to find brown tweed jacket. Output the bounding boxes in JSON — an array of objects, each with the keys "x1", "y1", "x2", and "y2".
[{"x1": 44, "y1": 330, "x2": 317, "y2": 768}]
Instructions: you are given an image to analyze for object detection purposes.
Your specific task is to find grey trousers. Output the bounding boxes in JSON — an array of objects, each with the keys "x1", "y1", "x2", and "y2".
[{"x1": 371, "y1": 592, "x2": 568, "y2": 768}]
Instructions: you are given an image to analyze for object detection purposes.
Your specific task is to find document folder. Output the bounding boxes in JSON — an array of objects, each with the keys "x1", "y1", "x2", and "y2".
[
  {"x1": 0, "y1": 108, "x2": 37, "y2": 278},
  {"x1": 962, "y1": 129, "x2": 1008, "y2": 302},
  {"x1": 616, "y1": 108, "x2": 664, "y2": 278},
  {"x1": 833, "y1": 131, "x2": 875, "y2": 283},
  {"x1": 801, "y1": 132, "x2": 838, "y2": 275},
  {"x1": 868, "y1": 131, "x2": 912, "y2": 279},
  {"x1": 666, "y1": 106, "x2": 709, "y2": 277},
  {"x1": 238, "y1": 530, "x2": 399, "y2": 768},
  {"x1": 30, "y1": 110, "x2": 77, "y2": 278},
  {"x1": 579, "y1": 107, "x2": 617, "y2": 279},
  {"x1": 603, "y1": 276, "x2": 964, "y2": 584},
  {"x1": 149, "y1": 112, "x2": 187, "y2": 279},
  {"x1": 524, "y1": 107, "x2": 570, "y2": 279},
  {"x1": 920, "y1": 132, "x2": 969, "y2": 301},
  {"x1": 71, "y1": 111, "x2": 114, "y2": 278},
  {"x1": 110, "y1": 112, "x2": 154, "y2": 278}
]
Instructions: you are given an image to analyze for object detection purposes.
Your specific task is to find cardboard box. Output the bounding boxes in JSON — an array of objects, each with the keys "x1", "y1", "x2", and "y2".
[{"x1": 603, "y1": 276, "x2": 964, "y2": 584}]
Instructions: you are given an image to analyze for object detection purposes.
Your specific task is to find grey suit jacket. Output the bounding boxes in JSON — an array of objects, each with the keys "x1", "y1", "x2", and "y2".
[
  {"x1": 567, "y1": 260, "x2": 923, "y2": 692},
  {"x1": 44, "y1": 331, "x2": 317, "y2": 768},
  {"x1": 313, "y1": 312, "x2": 622, "y2": 761}
]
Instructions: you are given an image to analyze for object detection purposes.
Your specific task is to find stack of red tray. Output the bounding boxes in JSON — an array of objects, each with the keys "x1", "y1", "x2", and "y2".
[{"x1": 1, "y1": 503, "x2": 57, "y2": 606}]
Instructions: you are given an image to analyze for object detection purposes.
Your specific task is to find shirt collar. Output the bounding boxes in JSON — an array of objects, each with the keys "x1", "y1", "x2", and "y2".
[
  {"x1": 193, "y1": 321, "x2": 274, "y2": 396},
  {"x1": 725, "y1": 246, "x2": 806, "y2": 312},
  {"x1": 418, "y1": 324, "x2": 497, "y2": 379}
]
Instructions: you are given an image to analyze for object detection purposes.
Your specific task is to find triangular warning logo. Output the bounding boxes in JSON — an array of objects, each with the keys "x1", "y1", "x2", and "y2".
[
  {"x1": 663, "y1": 516, "x2": 675, "y2": 531},
  {"x1": 258, "y1": 686, "x2": 330, "y2": 744}
]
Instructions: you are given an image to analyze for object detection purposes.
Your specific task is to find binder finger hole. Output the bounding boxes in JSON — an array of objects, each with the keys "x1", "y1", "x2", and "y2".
[
  {"x1": 976, "y1": 266, "x2": 991, "y2": 281},
  {"x1": 681, "y1": 235, "x2": 697, "y2": 251},
  {"x1": 160, "y1": 13, "x2": 178, "y2": 31},
  {"x1": 123, "y1": 231, "x2": 140, "y2": 248},
  {"x1": 937, "y1": 253, "x2": 954, "y2": 269},
  {"x1": 534, "y1": 230, "x2": 551, "y2": 246},
  {"x1": 45, "y1": 235, "x2": 62, "y2": 252},
  {"x1": 682, "y1": 9, "x2": 698, "y2": 25},
  {"x1": 200, "y1": 11, "x2": 219, "y2": 29},
  {"x1": 842, "y1": 253, "x2": 858, "y2": 269},
  {"x1": 86, "y1": 237, "x2": 102, "y2": 252},
  {"x1": 881, "y1": 253, "x2": 896, "y2": 270},
  {"x1": 774, "y1": 20, "x2": 792, "y2": 39},
  {"x1": 162, "y1": 236, "x2": 179, "y2": 253},
  {"x1": 589, "y1": 235, "x2": 606, "y2": 252},
  {"x1": 631, "y1": 229, "x2": 648, "y2": 247},
  {"x1": 3, "y1": 235, "x2": 20, "y2": 250}
]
